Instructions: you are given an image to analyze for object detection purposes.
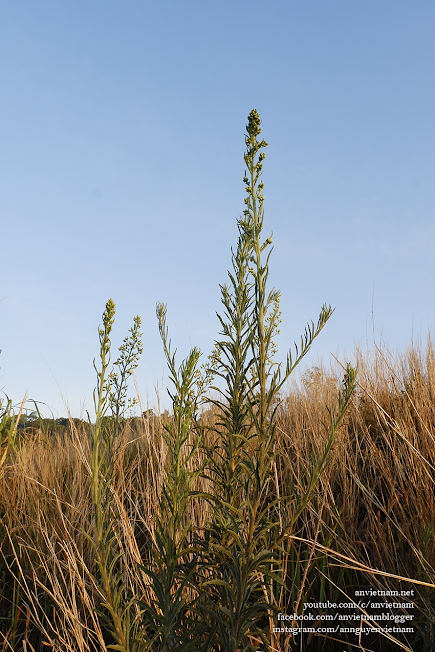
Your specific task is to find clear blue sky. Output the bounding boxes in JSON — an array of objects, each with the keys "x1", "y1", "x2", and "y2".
[{"x1": 1, "y1": 1, "x2": 434, "y2": 418}]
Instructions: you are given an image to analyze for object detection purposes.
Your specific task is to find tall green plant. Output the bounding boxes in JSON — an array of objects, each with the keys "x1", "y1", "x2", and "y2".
[
  {"x1": 136, "y1": 303, "x2": 222, "y2": 651},
  {"x1": 195, "y1": 109, "x2": 357, "y2": 652},
  {"x1": 85, "y1": 299, "x2": 144, "y2": 652}
]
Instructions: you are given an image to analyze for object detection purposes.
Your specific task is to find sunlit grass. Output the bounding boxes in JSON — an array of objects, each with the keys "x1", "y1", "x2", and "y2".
[{"x1": 1, "y1": 340, "x2": 434, "y2": 649}]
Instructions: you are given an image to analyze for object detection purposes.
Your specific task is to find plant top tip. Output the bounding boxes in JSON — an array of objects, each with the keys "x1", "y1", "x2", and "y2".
[{"x1": 246, "y1": 108, "x2": 261, "y2": 138}]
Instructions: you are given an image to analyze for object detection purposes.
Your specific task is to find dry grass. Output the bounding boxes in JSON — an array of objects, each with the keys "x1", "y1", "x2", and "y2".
[{"x1": 1, "y1": 339, "x2": 434, "y2": 650}]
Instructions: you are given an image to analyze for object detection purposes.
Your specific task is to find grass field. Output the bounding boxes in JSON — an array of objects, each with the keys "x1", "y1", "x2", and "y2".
[
  {"x1": 0, "y1": 339, "x2": 434, "y2": 651},
  {"x1": 0, "y1": 110, "x2": 433, "y2": 651}
]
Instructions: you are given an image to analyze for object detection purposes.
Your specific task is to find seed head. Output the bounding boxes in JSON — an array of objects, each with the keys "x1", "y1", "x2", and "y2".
[{"x1": 246, "y1": 109, "x2": 262, "y2": 139}]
